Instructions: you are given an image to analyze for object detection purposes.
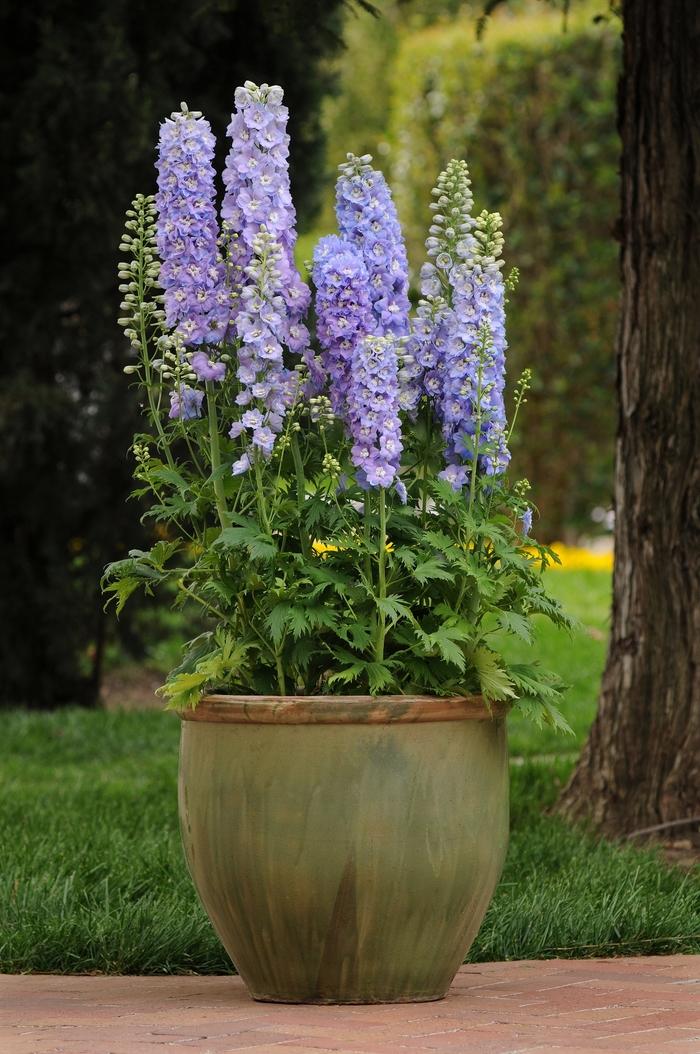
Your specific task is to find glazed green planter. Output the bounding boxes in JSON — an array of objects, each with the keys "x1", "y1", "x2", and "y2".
[{"x1": 178, "y1": 694, "x2": 509, "y2": 1004}]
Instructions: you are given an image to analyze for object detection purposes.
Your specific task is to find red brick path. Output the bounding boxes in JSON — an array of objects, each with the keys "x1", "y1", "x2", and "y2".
[{"x1": 2, "y1": 956, "x2": 699, "y2": 1054}]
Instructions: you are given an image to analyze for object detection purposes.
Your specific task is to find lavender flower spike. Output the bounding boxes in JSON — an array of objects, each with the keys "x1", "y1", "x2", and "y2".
[
  {"x1": 222, "y1": 82, "x2": 310, "y2": 354},
  {"x1": 406, "y1": 160, "x2": 477, "y2": 411},
  {"x1": 155, "y1": 103, "x2": 230, "y2": 347},
  {"x1": 347, "y1": 334, "x2": 404, "y2": 493},
  {"x1": 312, "y1": 235, "x2": 373, "y2": 414},
  {"x1": 228, "y1": 228, "x2": 300, "y2": 472},
  {"x1": 441, "y1": 211, "x2": 510, "y2": 480},
  {"x1": 335, "y1": 154, "x2": 411, "y2": 339}
]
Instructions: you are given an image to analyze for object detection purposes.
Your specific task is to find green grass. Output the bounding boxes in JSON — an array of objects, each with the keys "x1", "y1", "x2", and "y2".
[
  {"x1": 1, "y1": 690, "x2": 698, "y2": 973},
  {"x1": 505, "y1": 568, "x2": 611, "y2": 756}
]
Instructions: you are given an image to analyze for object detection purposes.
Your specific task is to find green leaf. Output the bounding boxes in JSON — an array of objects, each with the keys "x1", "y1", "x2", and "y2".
[
  {"x1": 472, "y1": 647, "x2": 517, "y2": 701},
  {"x1": 508, "y1": 664, "x2": 567, "y2": 701},
  {"x1": 366, "y1": 662, "x2": 396, "y2": 694},
  {"x1": 417, "y1": 623, "x2": 471, "y2": 671},
  {"x1": 376, "y1": 595, "x2": 414, "y2": 625},
  {"x1": 158, "y1": 671, "x2": 209, "y2": 709},
  {"x1": 515, "y1": 696, "x2": 574, "y2": 735},
  {"x1": 286, "y1": 606, "x2": 310, "y2": 639},
  {"x1": 497, "y1": 611, "x2": 533, "y2": 643},
  {"x1": 150, "y1": 466, "x2": 191, "y2": 494},
  {"x1": 413, "y1": 558, "x2": 454, "y2": 584},
  {"x1": 327, "y1": 663, "x2": 366, "y2": 687},
  {"x1": 305, "y1": 606, "x2": 339, "y2": 632},
  {"x1": 266, "y1": 604, "x2": 289, "y2": 647},
  {"x1": 336, "y1": 620, "x2": 373, "y2": 650},
  {"x1": 394, "y1": 546, "x2": 418, "y2": 570},
  {"x1": 215, "y1": 526, "x2": 277, "y2": 561},
  {"x1": 103, "y1": 577, "x2": 142, "y2": 614}
]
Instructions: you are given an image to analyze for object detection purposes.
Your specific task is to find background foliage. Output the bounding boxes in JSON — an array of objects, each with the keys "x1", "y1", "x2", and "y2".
[{"x1": 0, "y1": 0, "x2": 357, "y2": 709}]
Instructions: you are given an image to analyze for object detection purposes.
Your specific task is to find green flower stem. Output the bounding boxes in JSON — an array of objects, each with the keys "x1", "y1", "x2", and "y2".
[
  {"x1": 178, "y1": 580, "x2": 229, "y2": 623},
  {"x1": 205, "y1": 381, "x2": 229, "y2": 530},
  {"x1": 421, "y1": 403, "x2": 433, "y2": 528},
  {"x1": 290, "y1": 433, "x2": 311, "y2": 558},
  {"x1": 275, "y1": 649, "x2": 287, "y2": 696},
  {"x1": 253, "y1": 458, "x2": 272, "y2": 535},
  {"x1": 375, "y1": 488, "x2": 387, "y2": 663},
  {"x1": 363, "y1": 493, "x2": 373, "y2": 586},
  {"x1": 468, "y1": 361, "x2": 485, "y2": 518}
]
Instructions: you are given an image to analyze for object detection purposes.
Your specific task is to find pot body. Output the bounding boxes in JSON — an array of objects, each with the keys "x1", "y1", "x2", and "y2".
[{"x1": 178, "y1": 695, "x2": 509, "y2": 1004}]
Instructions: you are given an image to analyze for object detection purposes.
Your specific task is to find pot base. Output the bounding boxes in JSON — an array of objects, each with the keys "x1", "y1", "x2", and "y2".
[{"x1": 251, "y1": 990, "x2": 448, "y2": 1005}]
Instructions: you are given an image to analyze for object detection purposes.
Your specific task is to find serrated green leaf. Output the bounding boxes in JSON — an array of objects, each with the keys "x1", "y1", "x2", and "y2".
[
  {"x1": 413, "y1": 558, "x2": 454, "y2": 585},
  {"x1": 366, "y1": 662, "x2": 395, "y2": 693},
  {"x1": 472, "y1": 647, "x2": 517, "y2": 701},
  {"x1": 214, "y1": 526, "x2": 276, "y2": 561},
  {"x1": 394, "y1": 546, "x2": 418, "y2": 570},
  {"x1": 104, "y1": 577, "x2": 142, "y2": 614},
  {"x1": 286, "y1": 606, "x2": 310, "y2": 639},
  {"x1": 327, "y1": 663, "x2": 366, "y2": 687},
  {"x1": 266, "y1": 604, "x2": 289, "y2": 647},
  {"x1": 497, "y1": 610, "x2": 533, "y2": 643},
  {"x1": 376, "y1": 595, "x2": 414, "y2": 625}
]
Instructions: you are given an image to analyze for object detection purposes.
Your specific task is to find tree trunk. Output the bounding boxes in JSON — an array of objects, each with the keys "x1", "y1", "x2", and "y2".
[{"x1": 558, "y1": 1, "x2": 700, "y2": 835}]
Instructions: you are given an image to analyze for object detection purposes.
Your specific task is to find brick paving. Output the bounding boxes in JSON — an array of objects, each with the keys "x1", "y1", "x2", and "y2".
[{"x1": 2, "y1": 956, "x2": 699, "y2": 1054}]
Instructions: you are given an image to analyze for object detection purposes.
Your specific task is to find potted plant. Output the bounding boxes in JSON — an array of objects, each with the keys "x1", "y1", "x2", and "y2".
[{"x1": 105, "y1": 82, "x2": 572, "y2": 1004}]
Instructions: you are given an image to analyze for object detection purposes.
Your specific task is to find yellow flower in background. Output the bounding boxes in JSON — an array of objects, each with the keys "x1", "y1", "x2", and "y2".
[{"x1": 548, "y1": 543, "x2": 613, "y2": 571}]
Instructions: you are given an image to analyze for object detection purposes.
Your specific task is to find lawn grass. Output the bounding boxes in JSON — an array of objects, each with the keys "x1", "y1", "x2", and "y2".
[
  {"x1": 1, "y1": 694, "x2": 698, "y2": 973},
  {"x1": 504, "y1": 567, "x2": 611, "y2": 756}
]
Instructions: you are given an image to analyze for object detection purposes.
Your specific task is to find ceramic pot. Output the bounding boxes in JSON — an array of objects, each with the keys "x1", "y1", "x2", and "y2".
[{"x1": 178, "y1": 694, "x2": 508, "y2": 1004}]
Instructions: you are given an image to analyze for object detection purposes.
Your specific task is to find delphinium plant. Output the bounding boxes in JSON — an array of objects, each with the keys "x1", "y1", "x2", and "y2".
[{"x1": 105, "y1": 82, "x2": 573, "y2": 728}]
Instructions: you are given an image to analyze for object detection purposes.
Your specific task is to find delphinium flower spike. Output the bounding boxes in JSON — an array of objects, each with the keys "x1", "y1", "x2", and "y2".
[
  {"x1": 441, "y1": 210, "x2": 510, "y2": 482},
  {"x1": 311, "y1": 235, "x2": 374, "y2": 415},
  {"x1": 346, "y1": 335, "x2": 405, "y2": 499},
  {"x1": 335, "y1": 153, "x2": 411, "y2": 339},
  {"x1": 155, "y1": 103, "x2": 231, "y2": 358},
  {"x1": 222, "y1": 82, "x2": 310, "y2": 356},
  {"x1": 228, "y1": 229, "x2": 299, "y2": 474},
  {"x1": 404, "y1": 160, "x2": 476, "y2": 413}
]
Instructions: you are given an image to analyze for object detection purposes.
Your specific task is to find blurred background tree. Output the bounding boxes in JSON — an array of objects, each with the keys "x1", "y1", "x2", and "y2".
[{"x1": 0, "y1": 0, "x2": 366, "y2": 709}]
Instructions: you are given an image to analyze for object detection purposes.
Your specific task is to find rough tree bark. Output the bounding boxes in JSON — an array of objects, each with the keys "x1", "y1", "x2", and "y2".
[{"x1": 558, "y1": 1, "x2": 700, "y2": 835}]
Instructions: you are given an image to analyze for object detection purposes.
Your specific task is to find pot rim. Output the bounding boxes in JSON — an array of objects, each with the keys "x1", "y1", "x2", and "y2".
[{"x1": 179, "y1": 694, "x2": 506, "y2": 725}]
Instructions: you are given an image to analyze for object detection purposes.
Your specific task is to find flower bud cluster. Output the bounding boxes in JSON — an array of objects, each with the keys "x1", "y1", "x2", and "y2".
[
  {"x1": 311, "y1": 235, "x2": 373, "y2": 414},
  {"x1": 155, "y1": 104, "x2": 231, "y2": 347},
  {"x1": 117, "y1": 195, "x2": 165, "y2": 358},
  {"x1": 308, "y1": 394, "x2": 335, "y2": 428},
  {"x1": 335, "y1": 154, "x2": 410, "y2": 339},
  {"x1": 420, "y1": 159, "x2": 476, "y2": 299},
  {"x1": 347, "y1": 335, "x2": 405, "y2": 496},
  {"x1": 322, "y1": 452, "x2": 342, "y2": 478},
  {"x1": 222, "y1": 82, "x2": 310, "y2": 353},
  {"x1": 131, "y1": 441, "x2": 152, "y2": 480}
]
